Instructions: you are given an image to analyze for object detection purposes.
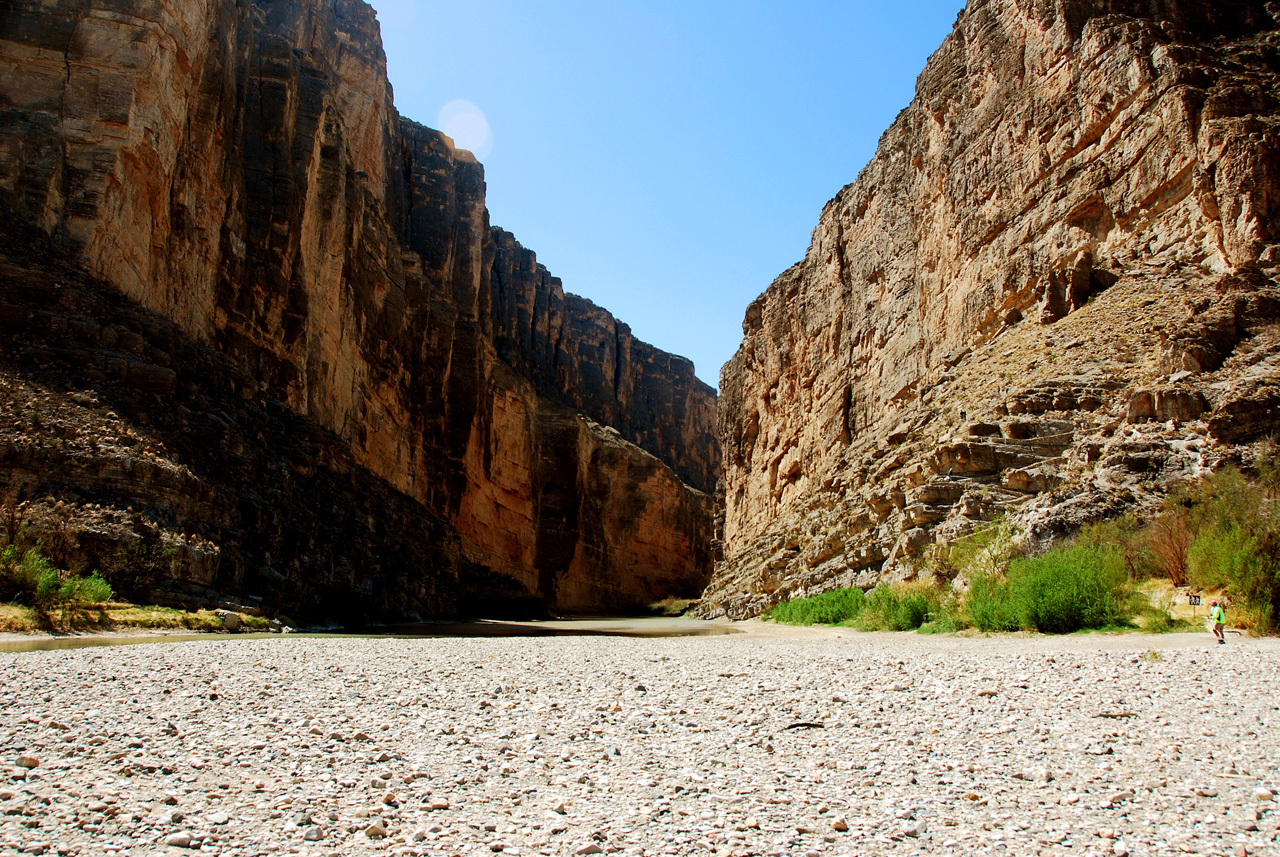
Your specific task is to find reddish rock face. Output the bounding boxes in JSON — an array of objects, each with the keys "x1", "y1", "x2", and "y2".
[
  {"x1": 0, "y1": 0, "x2": 716, "y2": 617},
  {"x1": 704, "y1": 0, "x2": 1280, "y2": 618}
]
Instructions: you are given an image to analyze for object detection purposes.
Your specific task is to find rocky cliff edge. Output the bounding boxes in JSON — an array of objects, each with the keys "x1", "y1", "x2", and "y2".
[
  {"x1": 702, "y1": 0, "x2": 1280, "y2": 618},
  {"x1": 0, "y1": 0, "x2": 718, "y2": 618}
]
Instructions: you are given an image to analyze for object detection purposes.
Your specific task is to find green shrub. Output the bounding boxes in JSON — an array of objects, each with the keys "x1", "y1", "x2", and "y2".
[
  {"x1": 856, "y1": 583, "x2": 940, "y2": 631},
  {"x1": 60, "y1": 571, "x2": 113, "y2": 606},
  {"x1": 1187, "y1": 526, "x2": 1257, "y2": 591},
  {"x1": 966, "y1": 570, "x2": 1019, "y2": 632},
  {"x1": 917, "y1": 611, "x2": 968, "y2": 634},
  {"x1": 1187, "y1": 525, "x2": 1278, "y2": 634},
  {"x1": 0, "y1": 548, "x2": 114, "y2": 609},
  {"x1": 16, "y1": 548, "x2": 60, "y2": 607},
  {"x1": 1079, "y1": 514, "x2": 1157, "y2": 580},
  {"x1": 938, "y1": 517, "x2": 1021, "y2": 580},
  {"x1": 1006, "y1": 545, "x2": 1130, "y2": 633},
  {"x1": 1181, "y1": 466, "x2": 1259, "y2": 534},
  {"x1": 963, "y1": 545, "x2": 1130, "y2": 633},
  {"x1": 765, "y1": 587, "x2": 866, "y2": 625}
]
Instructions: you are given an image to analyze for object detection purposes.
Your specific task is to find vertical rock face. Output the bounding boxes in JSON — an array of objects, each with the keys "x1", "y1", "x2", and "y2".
[
  {"x1": 703, "y1": 0, "x2": 1280, "y2": 618},
  {"x1": 489, "y1": 228, "x2": 721, "y2": 494},
  {"x1": 0, "y1": 0, "x2": 716, "y2": 616}
]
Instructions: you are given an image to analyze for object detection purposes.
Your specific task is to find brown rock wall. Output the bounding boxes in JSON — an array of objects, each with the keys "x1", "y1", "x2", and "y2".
[
  {"x1": 705, "y1": 0, "x2": 1280, "y2": 618},
  {"x1": 489, "y1": 227, "x2": 721, "y2": 493},
  {"x1": 0, "y1": 0, "x2": 716, "y2": 617}
]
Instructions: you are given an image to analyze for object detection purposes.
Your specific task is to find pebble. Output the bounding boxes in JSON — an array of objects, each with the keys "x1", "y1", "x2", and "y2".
[{"x1": 0, "y1": 633, "x2": 1276, "y2": 856}]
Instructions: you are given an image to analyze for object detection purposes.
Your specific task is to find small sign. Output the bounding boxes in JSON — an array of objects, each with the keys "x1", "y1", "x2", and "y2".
[{"x1": 1189, "y1": 595, "x2": 1202, "y2": 606}]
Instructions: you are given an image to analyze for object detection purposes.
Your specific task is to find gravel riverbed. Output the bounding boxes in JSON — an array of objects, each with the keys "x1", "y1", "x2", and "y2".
[{"x1": 1, "y1": 629, "x2": 1277, "y2": 857}]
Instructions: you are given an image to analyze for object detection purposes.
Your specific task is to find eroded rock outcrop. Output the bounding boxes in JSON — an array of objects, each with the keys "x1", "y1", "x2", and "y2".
[
  {"x1": 489, "y1": 228, "x2": 720, "y2": 494},
  {"x1": 0, "y1": 0, "x2": 716, "y2": 617},
  {"x1": 703, "y1": 0, "x2": 1280, "y2": 618}
]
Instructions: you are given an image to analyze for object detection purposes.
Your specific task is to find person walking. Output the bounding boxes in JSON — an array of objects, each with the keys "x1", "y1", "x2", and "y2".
[{"x1": 1209, "y1": 600, "x2": 1226, "y2": 645}]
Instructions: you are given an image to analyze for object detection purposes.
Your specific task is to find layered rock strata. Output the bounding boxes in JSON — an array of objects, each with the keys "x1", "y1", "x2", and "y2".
[
  {"x1": 0, "y1": 0, "x2": 716, "y2": 617},
  {"x1": 702, "y1": 0, "x2": 1280, "y2": 618}
]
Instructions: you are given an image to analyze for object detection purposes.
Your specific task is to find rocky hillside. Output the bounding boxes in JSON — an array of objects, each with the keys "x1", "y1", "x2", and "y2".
[
  {"x1": 701, "y1": 0, "x2": 1280, "y2": 618},
  {"x1": 0, "y1": 0, "x2": 718, "y2": 619}
]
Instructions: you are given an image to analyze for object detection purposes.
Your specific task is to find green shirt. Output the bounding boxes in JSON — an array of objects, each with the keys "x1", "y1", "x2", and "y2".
[{"x1": 1211, "y1": 605, "x2": 1225, "y2": 624}]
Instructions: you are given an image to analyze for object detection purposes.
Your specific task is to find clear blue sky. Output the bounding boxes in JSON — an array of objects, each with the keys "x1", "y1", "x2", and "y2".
[{"x1": 370, "y1": 0, "x2": 966, "y2": 388}]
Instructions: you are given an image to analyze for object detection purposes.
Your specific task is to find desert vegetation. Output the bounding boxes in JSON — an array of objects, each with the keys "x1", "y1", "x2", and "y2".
[
  {"x1": 0, "y1": 545, "x2": 112, "y2": 611},
  {"x1": 766, "y1": 460, "x2": 1280, "y2": 635},
  {"x1": 0, "y1": 491, "x2": 271, "y2": 633}
]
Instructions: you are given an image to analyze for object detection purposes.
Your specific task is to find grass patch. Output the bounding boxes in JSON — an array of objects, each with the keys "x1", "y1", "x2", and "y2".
[
  {"x1": 765, "y1": 582, "x2": 955, "y2": 633},
  {"x1": 764, "y1": 587, "x2": 867, "y2": 625},
  {"x1": 0, "y1": 603, "x2": 41, "y2": 633},
  {"x1": 855, "y1": 583, "x2": 942, "y2": 631},
  {"x1": 1138, "y1": 608, "x2": 1200, "y2": 633},
  {"x1": 0, "y1": 601, "x2": 271, "y2": 634}
]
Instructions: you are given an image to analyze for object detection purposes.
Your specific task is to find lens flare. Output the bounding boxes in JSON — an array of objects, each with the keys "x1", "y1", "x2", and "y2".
[{"x1": 437, "y1": 99, "x2": 492, "y2": 159}]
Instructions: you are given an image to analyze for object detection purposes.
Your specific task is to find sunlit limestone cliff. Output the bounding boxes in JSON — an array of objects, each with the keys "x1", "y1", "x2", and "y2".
[{"x1": 702, "y1": 0, "x2": 1280, "y2": 618}]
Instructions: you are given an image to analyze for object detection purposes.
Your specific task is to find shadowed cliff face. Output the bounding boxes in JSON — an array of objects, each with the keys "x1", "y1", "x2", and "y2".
[
  {"x1": 0, "y1": 0, "x2": 717, "y2": 617},
  {"x1": 489, "y1": 228, "x2": 721, "y2": 494},
  {"x1": 703, "y1": 0, "x2": 1280, "y2": 618}
]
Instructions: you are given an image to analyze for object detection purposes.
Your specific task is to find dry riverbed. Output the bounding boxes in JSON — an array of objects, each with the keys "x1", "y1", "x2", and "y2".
[{"x1": 1, "y1": 628, "x2": 1277, "y2": 857}]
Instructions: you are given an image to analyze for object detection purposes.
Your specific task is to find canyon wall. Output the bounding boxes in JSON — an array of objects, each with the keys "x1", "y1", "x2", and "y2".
[
  {"x1": 703, "y1": 0, "x2": 1280, "y2": 617},
  {"x1": 0, "y1": 0, "x2": 717, "y2": 617}
]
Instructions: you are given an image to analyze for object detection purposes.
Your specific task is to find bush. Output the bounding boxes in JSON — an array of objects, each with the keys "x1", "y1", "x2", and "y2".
[
  {"x1": 1181, "y1": 466, "x2": 1259, "y2": 534},
  {"x1": 1144, "y1": 509, "x2": 1191, "y2": 586},
  {"x1": 1187, "y1": 525, "x2": 1278, "y2": 634},
  {"x1": 966, "y1": 570, "x2": 1019, "y2": 632},
  {"x1": 765, "y1": 587, "x2": 866, "y2": 625},
  {"x1": 962, "y1": 545, "x2": 1130, "y2": 633},
  {"x1": 938, "y1": 517, "x2": 1020, "y2": 580},
  {"x1": 1077, "y1": 514, "x2": 1154, "y2": 580},
  {"x1": 856, "y1": 583, "x2": 940, "y2": 631},
  {"x1": 1006, "y1": 545, "x2": 1130, "y2": 633},
  {"x1": 0, "y1": 547, "x2": 114, "y2": 609},
  {"x1": 1187, "y1": 526, "x2": 1257, "y2": 591},
  {"x1": 16, "y1": 547, "x2": 61, "y2": 607},
  {"x1": 60, "y1": 571, "x2": 113, "y2": 606}
]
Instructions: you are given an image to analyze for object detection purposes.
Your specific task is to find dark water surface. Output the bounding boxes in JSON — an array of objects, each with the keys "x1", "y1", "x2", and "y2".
[{"x1": 0, "y1": 616, "x2": 739, "y2": 653}]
